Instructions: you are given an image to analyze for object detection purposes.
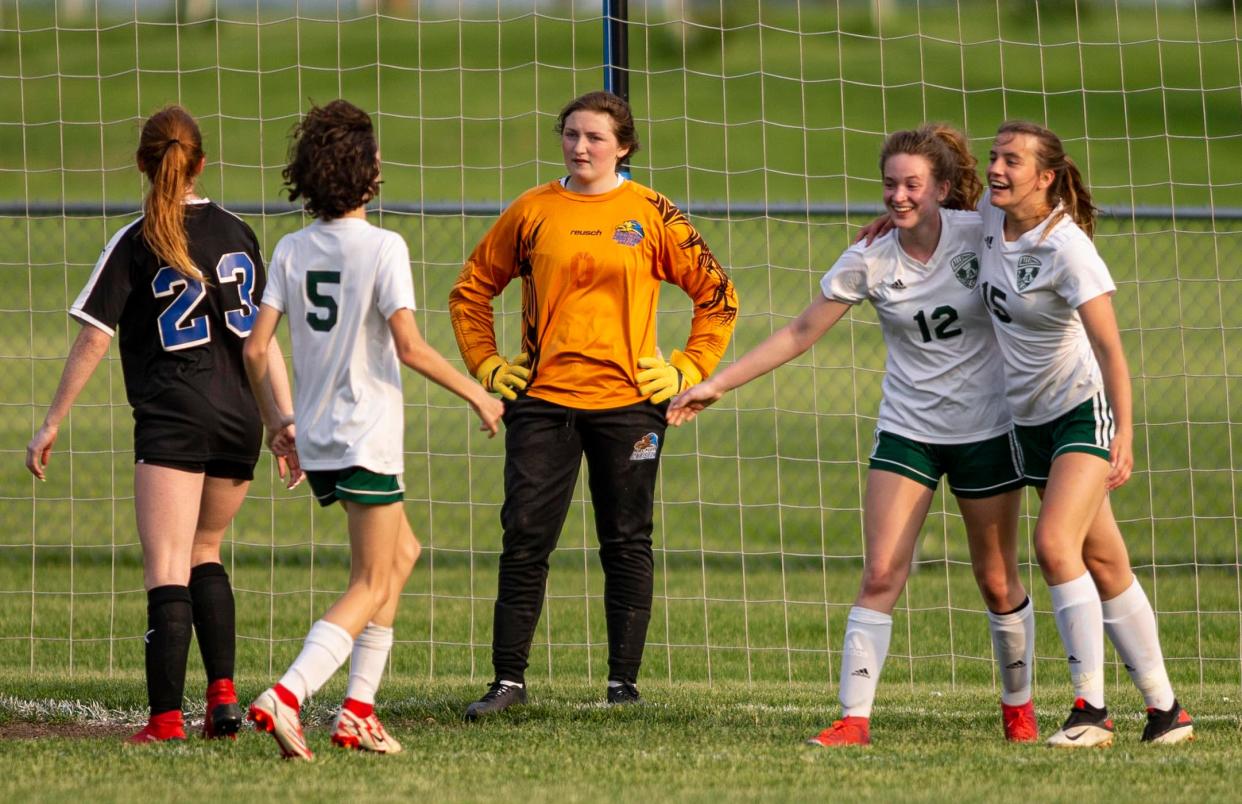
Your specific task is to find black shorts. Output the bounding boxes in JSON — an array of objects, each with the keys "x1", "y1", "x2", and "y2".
[
  {"x1": 135, "y1": 456, "x2": 256, "y2": 481},
  {"x1": 132, "y1": 381, "x2": 261, "y2": 480}
]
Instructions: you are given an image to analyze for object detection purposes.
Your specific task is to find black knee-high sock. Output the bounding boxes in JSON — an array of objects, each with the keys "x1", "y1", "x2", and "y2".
[
  {"x1": 146, "y1": 585, "x2": 193, "y2": 715},
  {"x1": 189, "y1": 562, "x2": 235, "y2": 683}
]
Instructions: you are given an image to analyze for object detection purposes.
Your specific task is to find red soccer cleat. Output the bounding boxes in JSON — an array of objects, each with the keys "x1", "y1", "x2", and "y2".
[
  {"x1": 805, "y1": 716, "x2": 871, "y2": 747},
  {"x1": 203, "y1": 678, "x2": 243, "y2": 740},
  {"x1": 1002, "y1": 699, "x2": 1039, "y2": 743},
  {"x1": 127, "y1": 710, "x2": 187, "y2": 744}
]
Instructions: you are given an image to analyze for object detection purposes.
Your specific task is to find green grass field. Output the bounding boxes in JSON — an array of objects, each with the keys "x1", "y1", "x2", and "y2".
[
  {"x1": 2, "y1": 675, "x2": 1241, "y2": 803},
  {"x1": 1, "y1": 1, "x2": 1240, "y2": 799}
]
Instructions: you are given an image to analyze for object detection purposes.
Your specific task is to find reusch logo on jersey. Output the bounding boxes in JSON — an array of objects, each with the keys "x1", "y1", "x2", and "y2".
[
  {"x1": 571, "y1": 229, "x2": 603, "y2": 236},
  {"x1": 630, "y1": 432, "x2": 659, "y2": 461},
  {"x1": 951, "y1": 252, "x2": 979, "y2": 289},
  {"x1": 1016, "y1": 255, "x2": 1041, "y2": 291},
  {"x1": 613, "y1": 220, "x2": 645, "y2": 247}
]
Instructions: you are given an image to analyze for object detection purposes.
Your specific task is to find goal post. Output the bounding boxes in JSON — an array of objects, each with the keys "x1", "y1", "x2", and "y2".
[{"x1": 1, "y1": 1, "x2": 1239, "y2": 696}]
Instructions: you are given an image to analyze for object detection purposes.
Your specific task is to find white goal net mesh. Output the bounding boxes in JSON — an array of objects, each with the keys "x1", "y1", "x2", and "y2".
[{"x1": 2, "y1": 0, "x2": 1239, "y2": 692}]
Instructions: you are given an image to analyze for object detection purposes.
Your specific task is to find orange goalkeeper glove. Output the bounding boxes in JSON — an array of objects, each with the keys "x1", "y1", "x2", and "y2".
[
  {"x1": 636, "y1": 349, "x2": 703, "y2": 404},
  {"x1": 475, "y1": 353, "x2": 530, "y2": 401}
]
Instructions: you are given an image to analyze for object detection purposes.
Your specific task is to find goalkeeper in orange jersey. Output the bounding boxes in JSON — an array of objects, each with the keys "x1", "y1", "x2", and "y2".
[{"x1": 450, "y1": 89, "x2": 738, "y2": 718}]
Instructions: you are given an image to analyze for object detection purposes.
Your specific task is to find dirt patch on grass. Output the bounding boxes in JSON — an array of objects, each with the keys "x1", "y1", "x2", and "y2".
[{"x1": 0, "y1": 721, "x2": 131, "y2": 740}]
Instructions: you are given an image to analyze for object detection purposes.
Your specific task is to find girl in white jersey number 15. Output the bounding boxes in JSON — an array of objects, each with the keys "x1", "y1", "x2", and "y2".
[
  {"x1": 980, "y1": 120, "x2": 1193, "y2": 747},
  {"x1": 670, "y1": 125, "x2": 1039, "y2": 746},
  {"x1": 242, "y1": 100, "x2": 505, "y2": 761}
]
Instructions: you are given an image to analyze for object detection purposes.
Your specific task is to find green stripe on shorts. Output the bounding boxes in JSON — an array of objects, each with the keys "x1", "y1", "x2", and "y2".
[{"x1": 306, "y1": 467, "x2": 404, "y2": 507}]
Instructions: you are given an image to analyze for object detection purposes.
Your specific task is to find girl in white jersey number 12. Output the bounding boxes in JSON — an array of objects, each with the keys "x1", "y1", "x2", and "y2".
[
  {"x1": 980, "y1": 120, "x2": 1193, "y2": 747},
  {"x1": 670, "y1": 125, "x2": 1039, "y2": 746}
]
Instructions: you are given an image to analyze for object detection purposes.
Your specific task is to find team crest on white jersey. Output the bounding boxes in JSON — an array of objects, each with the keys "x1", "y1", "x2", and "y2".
[
  {"x1": 1016, "y1": 255, "x2": 1041, "y2": 291},
  {"x1": 630, "y1": 432, "x2": 659, "y2": 461},
  {"x1": 951, "y1": 252, "x2": 979, "y2": 289}
]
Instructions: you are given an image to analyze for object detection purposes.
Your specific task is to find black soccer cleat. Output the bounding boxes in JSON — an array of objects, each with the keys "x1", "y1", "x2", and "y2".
[
  {"x1": 606, "y1": 682, "x2": 642, "y2": 705},
  {"x1": 1141, "y1": 699, "x2": 1195, "y2": 744},
  {"x1": 464, "y1": 681, "x2": 527, "y2": 722},
  {"x1": 1045, "y1": 697, "x2": 1114, "y2": 748},
  {"x1": 204, "y1": 701, "x2": 243, "y2": 739}
]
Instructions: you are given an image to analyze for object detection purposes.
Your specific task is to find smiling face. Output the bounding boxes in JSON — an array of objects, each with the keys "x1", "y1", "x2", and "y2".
[
  {"x1": 987, "y1": 132, "x2": 1054, "y2": 217},
  {"x1": 560, "y1": 110, "x2": 630, "y2": 194},
  {"x1": 883, "y1": 152, "x2": 948, "y2": 233}
]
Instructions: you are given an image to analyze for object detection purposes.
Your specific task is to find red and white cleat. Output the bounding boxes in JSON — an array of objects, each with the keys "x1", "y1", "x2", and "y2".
[
  {"x1": 248, "y1": 685, "x2": 313, "y2": 761},
  {"x1": 331, "y1": 700, "x2": 403, "y2": 754}
]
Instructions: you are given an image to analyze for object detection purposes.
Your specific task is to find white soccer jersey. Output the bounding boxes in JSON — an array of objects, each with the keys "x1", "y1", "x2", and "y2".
[
  {"x1": 263, "y1": 217, "x2": 417, "y2": 473},
  {"x1": 977, "y1": 191, "x2": 1116, "y2": 426},
  {"x1": 820, "y1": 208, "x2": 1011, "y2": 443}
]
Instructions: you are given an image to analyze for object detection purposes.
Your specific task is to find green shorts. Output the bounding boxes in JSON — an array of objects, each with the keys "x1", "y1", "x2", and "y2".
[
  {"x1": 1014, "y1": 393, "x2": 1113, "y2": 487},
  {"x1": 868, "y1": 429, "x2": 1025, "y2": 499},
  {"x1": 305, "y1": 467, "x2": 404, "y2": 507}
]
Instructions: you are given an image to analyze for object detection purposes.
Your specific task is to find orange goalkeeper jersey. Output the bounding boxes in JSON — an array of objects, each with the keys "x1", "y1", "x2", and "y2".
[{"x1": 450, "y1": 179, "x2": 738, "y2": 410}]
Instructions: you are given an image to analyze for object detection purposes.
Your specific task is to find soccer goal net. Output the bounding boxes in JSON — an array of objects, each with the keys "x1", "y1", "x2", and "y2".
[{"x1": 3, "y1": 0, "x2": 1239, "y2": 694}]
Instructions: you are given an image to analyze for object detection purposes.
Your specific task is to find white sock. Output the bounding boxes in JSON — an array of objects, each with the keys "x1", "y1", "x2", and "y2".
[
  {"x1": 1101, "y1": 575, "x2": 1175, "y2": 711},
  {"x1": 278, "y1": 619, "x2": 354, "y2": 704},
  {"x1": 1049, "y1": 571, "x2": 1105, "y2": 709},
  {"x1": 344, "y1": 623, "x2": 394, "y2": 705},
  {"x1": 987, "y1": 597, "x2": 1034, "y2": 706},
  {"x1": 838, "y1": 606, "x2": 892, "y2": 719}
]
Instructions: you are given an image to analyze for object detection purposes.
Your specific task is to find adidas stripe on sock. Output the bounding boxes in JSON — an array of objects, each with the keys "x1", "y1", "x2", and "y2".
[
  {"x1": 1049, "y1": 572, "x2": 1105, "y2": 709},
  {"x1": 987, "y1": 596, "x2": 1034, "y2": 706},
  {"x1": 838, "y1": 606, "x2": 893, "y2": 720}
]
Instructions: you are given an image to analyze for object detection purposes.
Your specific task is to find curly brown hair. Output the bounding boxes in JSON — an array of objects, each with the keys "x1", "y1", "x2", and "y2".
[{"x1": 283, "y1": 99, "x2": 379, "y2": 219}]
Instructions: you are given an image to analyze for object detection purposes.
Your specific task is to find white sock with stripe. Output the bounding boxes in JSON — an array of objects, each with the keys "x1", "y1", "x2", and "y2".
[
  {"x1": 987, "y1": 597, "x2": 1034, "y2": 706},
  {"x1": 1049, "y1": 571, "x2": 1106, "y2": 709},
  {"x1": 838, "y1": 606, "x2": 892, "y2": 719},
  {"x1": 1102, "y1": 575, "x2": 1175, "y2": 711}
]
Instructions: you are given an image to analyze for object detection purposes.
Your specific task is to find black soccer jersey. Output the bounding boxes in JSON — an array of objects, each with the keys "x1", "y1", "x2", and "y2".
[{"x1": 71, "y1": 200, "x2": 266, "y2": 463}]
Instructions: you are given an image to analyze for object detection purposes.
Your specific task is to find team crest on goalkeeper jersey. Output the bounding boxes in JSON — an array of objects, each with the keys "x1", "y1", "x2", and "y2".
[
  {"x1": 1016, "y1": 255, "x2": 1041, "y2": 290},
  {"x1": 613, "y1": 220, "x2": 645, "y2": 247},
  {"x1": 951, "y1": 252, "x2": 979, "y2": 289},
  {"x1": 630, "y1": 432, "x2": 659, "y2": 461}
]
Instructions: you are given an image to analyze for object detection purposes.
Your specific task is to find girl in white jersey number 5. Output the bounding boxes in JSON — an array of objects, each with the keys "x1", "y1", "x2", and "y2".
[
  {"x1": 243, "y1": 100, "x2": 504, "y2": 760},
  {"x1": 670, "y1": 125, "x2": 1039, "y2": 747}
]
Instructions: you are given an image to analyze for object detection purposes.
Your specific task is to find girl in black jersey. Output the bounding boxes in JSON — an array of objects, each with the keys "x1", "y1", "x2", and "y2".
[{"x1": 24, "y1": 106, "x2": 299, "y2": 743}]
